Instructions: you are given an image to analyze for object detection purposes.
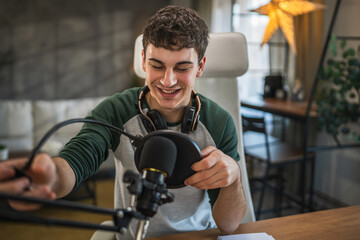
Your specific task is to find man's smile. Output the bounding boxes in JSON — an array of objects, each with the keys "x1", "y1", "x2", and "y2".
[{"x1": 156, "y1": 86, "x2": 181, "y2": 97}]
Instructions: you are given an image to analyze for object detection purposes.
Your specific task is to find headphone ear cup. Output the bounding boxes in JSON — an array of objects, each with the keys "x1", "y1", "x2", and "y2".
[
  {"x1": 181, "y1": 106, "x2": 196, "y2": 134},
  {"x1": 147, "y1": 109, "x2": 168, "y2": 131},
  {"x1": 140, "y1": 114, "x2": 156, "y2": 133}
]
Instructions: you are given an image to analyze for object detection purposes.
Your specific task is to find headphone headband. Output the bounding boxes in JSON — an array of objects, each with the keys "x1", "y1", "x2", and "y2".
[
  {"x1": 191, "y1": 89, "x2": 201, "y2": 132},
  {"x1": 138, "y1": 86, "x2": 157, "y2": 131}
]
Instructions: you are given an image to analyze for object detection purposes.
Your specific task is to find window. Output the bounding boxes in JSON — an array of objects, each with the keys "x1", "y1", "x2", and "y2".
[{"x1": 231, "y1": 0, "x2": 288, "y2": 100}]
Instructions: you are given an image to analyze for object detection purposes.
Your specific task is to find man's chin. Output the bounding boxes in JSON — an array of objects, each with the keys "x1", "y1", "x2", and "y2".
[{"x1": 158, "y1": 103, "x2": 179, "y2": 110}]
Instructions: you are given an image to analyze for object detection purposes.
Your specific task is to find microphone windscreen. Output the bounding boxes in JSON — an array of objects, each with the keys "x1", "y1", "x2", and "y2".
[{"x1": 138, "y1": 136, "x2": 177, "y2": 177}]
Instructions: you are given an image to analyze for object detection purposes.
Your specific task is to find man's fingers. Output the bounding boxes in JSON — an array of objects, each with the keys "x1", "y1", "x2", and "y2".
[
  {"x1": 201, "y1": 146, "x2": 216, "y2": 158},
  {"x1": 8, "y1": 185, "x2": 56, "y2": 211},
  {"x1": 185, "y1": 152, "x2": 240, "y2": 189},
  {"x1": 0, "y1": 165, "x2": 15, "y2": 181},
  {"x1": 192, "y1": 147, "x2": 221, "y2": 172},
  {"x1": 190, "y1": 171, "x2": 231, "y2": 189},
  {"x1": 0, "y1": 177, "x2": 30, "y2": 194},
  {"x1": 1, "y1": 157, "x2": 28, "y2": 168},
  {"x1": 0, "y1": 158, "x2": 28, "y2": 180},
  {"x1": 185, "y1": 163, "x2": 225, "y2": 187}
]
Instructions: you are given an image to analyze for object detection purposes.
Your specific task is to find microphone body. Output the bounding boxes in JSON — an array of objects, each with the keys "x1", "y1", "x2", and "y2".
[
  {"x1": 134, "y1": 136, "x2": 177, "y2": 239},
  {"x1": 136, "y1": 170, "x2": 166, "y2": 217}
]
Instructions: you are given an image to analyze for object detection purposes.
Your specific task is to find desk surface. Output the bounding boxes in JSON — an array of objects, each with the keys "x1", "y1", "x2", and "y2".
[
  {"x1": 149, "y1": 205, "x2": 360, "y2": 240},
  {"x1": 241, "y1": 97, "x2": 317, "y2": 120}
]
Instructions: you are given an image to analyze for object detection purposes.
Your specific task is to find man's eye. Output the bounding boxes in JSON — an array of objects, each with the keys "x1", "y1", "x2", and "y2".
[
  {"x1": 151, "y1": 65, "x2": 163, "y2": 70},
  {"x1": 175, "y1": 68, "x2": 189, "y2": 72}
]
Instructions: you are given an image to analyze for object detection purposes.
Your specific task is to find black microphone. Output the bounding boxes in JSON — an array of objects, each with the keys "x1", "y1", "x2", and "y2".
[
  {"x1": 136, "y1": 136, "x2": 176, "y2": 217},
  {"x1": 134, "y1": 136, "x2": 177, "y2": 240},
  {"x1": 134, "y1": 130, "x2": 202, "y2": 188}
]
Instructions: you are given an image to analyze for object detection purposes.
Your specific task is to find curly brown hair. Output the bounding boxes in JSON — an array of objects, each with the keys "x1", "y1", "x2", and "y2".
[{"x1": 142, "y1": 5, "x2": 209, "y2": 63}]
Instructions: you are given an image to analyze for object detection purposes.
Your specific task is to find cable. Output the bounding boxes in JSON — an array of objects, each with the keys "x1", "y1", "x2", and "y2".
[
  {"x1": 2, "y1": 118, "x2": 176, "y2": 237},
  {"x1": 22, "y1": 118, "x2": 143, "y2": 171}
]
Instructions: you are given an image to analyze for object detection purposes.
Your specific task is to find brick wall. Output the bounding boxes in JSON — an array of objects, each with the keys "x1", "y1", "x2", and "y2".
[{"x1": 0, "y1": 0, "x2": 169, "y2": 100}]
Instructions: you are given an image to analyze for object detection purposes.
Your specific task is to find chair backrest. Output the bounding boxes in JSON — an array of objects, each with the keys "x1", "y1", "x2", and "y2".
[
  {"x1": 241, "y1": 114, "x2": 271, "y2": 162},
  {"x1": 133, "y1": 32, "x2": 255, "y2": 223},
  {"x1": 242, "y1": 115, "x2": 267, "y2": 134}
]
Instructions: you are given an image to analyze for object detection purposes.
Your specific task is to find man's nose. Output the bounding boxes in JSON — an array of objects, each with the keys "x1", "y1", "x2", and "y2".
[{"x1": 160, "y1": 69, "x2": 177, "y2": 87}]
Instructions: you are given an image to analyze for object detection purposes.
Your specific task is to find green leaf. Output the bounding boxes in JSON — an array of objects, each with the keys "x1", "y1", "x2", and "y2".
[
  {"x1": 340, "y1": 39, "x2": 347, "y2": 49},
  {"x1": 348, "y1": 58, "x2": 356, "y2": 66},
  {"x1": 330, "y1": 35, "x2": 338, "y2": 56},
  {"x1": 333, "y1": 61, "x2": 341, "y2": 70},
  {"x1": 343, "y1": 48, "x2": 356, "y2": 58}
]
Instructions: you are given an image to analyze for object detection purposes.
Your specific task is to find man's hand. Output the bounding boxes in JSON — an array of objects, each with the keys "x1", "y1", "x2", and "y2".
[
  {"x1": 184, "y1": 146, "x2": 246, "y2": 234},
  {"x1": 0, "y1": 154, "x2": 57, "y2": 211},
  {"x1": 0, "y1": 163, "x2": 31, "y2": 194},
  {"x1": 184, "y1": 146, "x2": 240, "y2": 189}
]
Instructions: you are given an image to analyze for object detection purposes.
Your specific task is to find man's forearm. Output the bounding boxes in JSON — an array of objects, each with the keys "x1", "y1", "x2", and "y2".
[
  {"x1": 212, "y1": 177, "x2": 246, "y2": 234},
  {"x1": 52, "y1": 157, "x2": 76, "y2": 198}
]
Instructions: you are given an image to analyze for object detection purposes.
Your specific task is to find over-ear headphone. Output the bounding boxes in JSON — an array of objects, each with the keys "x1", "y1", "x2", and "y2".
[{"x1": 138, "y1": 86, "x2": 201, "y2": 134}]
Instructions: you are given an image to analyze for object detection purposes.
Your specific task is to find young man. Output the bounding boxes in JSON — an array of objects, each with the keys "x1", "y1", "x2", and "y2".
[{"x1": 3, "y1": 5, "x2": 246, "y2": 239}]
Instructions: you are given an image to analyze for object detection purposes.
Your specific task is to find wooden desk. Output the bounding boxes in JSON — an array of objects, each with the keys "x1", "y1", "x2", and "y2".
[
  {"x1": 241, "y1": 97, "x2": 317, "y2": 120},
  {"x1": 149, "y1": 205, "x2": 360, "y2": 240}
]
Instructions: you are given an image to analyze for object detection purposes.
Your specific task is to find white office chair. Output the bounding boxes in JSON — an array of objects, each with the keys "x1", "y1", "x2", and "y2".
[{"x1": 90, "y1": 32, "x2": 255, "y2": 240}]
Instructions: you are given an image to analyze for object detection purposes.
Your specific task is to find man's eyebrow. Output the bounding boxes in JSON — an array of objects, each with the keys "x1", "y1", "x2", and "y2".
[
  {"x1": 149, "y1": 58, "x2": 163, "y2": 64},
  {"x1": 148, "y1": 58, "x2": 194, "y2": 66},
  {"x1": 176, "y1": 61, "x2": 194, "y2": 65}
]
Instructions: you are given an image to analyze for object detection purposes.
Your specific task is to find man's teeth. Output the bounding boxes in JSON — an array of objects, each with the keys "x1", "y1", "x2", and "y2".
[{"x1": 161, "y1": 89, "x2": 177, "y2": 94}]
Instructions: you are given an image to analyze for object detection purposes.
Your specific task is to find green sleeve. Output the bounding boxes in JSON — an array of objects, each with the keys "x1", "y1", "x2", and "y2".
[{"x1": 58, "y1": 88, "x2": 140, "y2": 187}]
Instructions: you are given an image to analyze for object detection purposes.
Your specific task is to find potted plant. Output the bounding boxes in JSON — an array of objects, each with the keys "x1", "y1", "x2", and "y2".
[
  {"x1": 316, "y1": 35, "x2": 360, "y2": 144},
  {"x1": 0, "y1": 143, "x2": 9, "y2": 160}
]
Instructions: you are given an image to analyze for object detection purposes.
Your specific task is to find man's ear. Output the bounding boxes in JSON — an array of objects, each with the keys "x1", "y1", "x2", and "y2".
[
  {"x1": 196, "y1": 56, "x2": 206, "y2": 77},
  {"x1": 142, "y1": 49, "x2": 146, "y2": 72}
]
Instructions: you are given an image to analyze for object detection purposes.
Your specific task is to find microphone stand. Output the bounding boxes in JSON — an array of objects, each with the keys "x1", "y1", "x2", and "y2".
[
  {"x1": 1, "y1": 118, "x2": 177, "y2": 239},
  {"x1": 123, "y1": 169, "x2": 175, "y2": 240},
  {"x1": 135, "y1": 219, "x2": 149, "y2": 240},
  {"x1": 0, "y1": 168, "x2": 173, "y2": 238},
  {"x1": 0, "y1": 191, "x2": 140, "y2": 233}
]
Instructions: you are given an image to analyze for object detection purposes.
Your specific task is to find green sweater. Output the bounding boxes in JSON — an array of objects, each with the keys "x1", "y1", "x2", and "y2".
[{"x1": 59, "y1": 87, "x2": 239, "y2": 239}]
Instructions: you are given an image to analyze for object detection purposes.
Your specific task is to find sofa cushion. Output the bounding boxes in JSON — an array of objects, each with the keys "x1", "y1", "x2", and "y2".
[
  {"x1": 33, "y1": 97, "x2": 106, "y2": 149},
  {"x1": 0, "y1": 100, "x2": 34, "y2": 152}
]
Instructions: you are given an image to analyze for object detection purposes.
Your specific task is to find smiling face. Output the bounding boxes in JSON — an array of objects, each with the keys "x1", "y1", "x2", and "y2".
[{"x1": 142, "y1": 44, "x2": 205, "y2": 121}]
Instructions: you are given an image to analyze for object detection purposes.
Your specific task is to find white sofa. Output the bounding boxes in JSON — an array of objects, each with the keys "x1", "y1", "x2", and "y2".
[
  {"x1": 0, "y1": 97, "x2": 115, "y2": 172},
  {"x1": 1, "y1": 96, "x2": 119, "y2": 205}
]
